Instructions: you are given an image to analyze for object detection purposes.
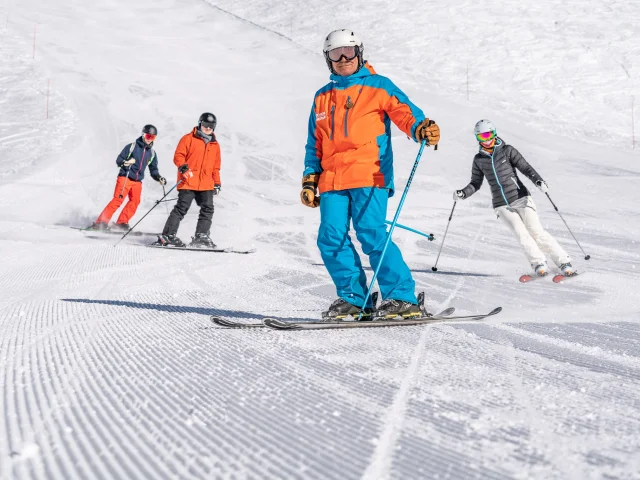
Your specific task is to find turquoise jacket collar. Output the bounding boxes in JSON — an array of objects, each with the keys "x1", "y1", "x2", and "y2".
[{"x1": 329, "y1": 62, "x2": 375, "y2": 88}]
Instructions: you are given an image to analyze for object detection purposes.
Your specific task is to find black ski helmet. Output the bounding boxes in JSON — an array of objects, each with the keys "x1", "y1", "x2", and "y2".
[
  {"x1": 198, "y1": 112, "x2": 217, "y2": 130},
  {"x1": 142, "y1": 124, "x2": 157, "y2": 136}
]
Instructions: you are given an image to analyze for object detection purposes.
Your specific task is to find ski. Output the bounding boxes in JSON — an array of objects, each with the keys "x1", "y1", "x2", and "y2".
[
  {"x1": 552, "y1": 272, "x2": 579, "y2": 283},
  {"x1": 263, "y1": 307, "x2": 501, "y2": 331},
  {"x1": 519, "y1": 273, "x2": 548, "y2": 283},
  {"x1": 147, "y1": 245, "x2": 256, "y2": 254},
  {"x1": 72, "y1": 226, "x2": 155, "y2": 237},
  {"x1": 211, "y1": 317, "x2": 265, "y2": 328},
  {"x1": 210, "y1": 307, "x2": 456, "y2": 330}
]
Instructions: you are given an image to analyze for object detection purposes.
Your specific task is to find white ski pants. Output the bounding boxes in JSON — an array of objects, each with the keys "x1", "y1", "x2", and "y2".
[{"x1": 495, "y1": 196, "x2": 571, "y2": 268}]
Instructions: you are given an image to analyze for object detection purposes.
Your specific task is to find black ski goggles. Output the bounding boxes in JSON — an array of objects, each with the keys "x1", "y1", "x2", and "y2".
[
  {"x1": 200, "y1": 122, "x2": 215, "y2": 130},
  {"x1": 326, "y1": 45, "x2": 359, "y2": 62}
]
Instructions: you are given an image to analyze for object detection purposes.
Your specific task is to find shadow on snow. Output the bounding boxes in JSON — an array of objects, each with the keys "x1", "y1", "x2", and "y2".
[
  {"x1": 311, "y1": 263, "x2": 500, "y2": 277},
  {"x1": 60, "y1": 298, "x2": 317, "y2": 323}
]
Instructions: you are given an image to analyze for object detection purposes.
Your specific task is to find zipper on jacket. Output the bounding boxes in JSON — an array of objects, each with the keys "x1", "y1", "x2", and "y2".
[
  {"x1": 200, "y1": 142, "x2": 208, "y2": 184},
  {"x1": 344, "y1": 96, "x2": 351, "y2": 137},
  {"x1": 330, "y1": 105, "x2": 336, "y2": 140},
  {"x1": 136, "y1": 148, "x2": 146, "y2": 181},
  {"x1": 491, "y1": 151, "x2": 509, "y2": 206}
]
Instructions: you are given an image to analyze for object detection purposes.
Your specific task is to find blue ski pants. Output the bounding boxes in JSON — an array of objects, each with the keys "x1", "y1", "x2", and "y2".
[{"x1": 317, "y1": 187, "x2": 417, "y2": 307}]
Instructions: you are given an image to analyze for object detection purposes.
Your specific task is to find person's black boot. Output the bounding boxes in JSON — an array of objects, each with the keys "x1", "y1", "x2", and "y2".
[
  {"x1": 373, "y1": 299, "x2": 422, "y2": 320},
  {"x1": 321, "y1": 292, "x2": 378, "y2": 321},
  {"x1": 89, "y1": 222, "x2": 109, "y2": 231},
  {"x1": 152, "y1": 234, "x2": 185, "y2": 247},
  {"x1": 189, "y1": 233, "x2": 216, "y2": 248},
  {"x1": 111, "y1": 223, "x2": 131, "y2": 231}
]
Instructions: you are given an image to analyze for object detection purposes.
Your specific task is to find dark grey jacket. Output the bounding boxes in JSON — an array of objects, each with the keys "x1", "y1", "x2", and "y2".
[{"x1": 461, "y1": 138, "x2": 544, "y2": 208}]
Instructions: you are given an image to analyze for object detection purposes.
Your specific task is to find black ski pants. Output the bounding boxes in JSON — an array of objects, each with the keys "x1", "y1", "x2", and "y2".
[{"x1": 162, "y1": 189, "x2": 214, "y2": 236}]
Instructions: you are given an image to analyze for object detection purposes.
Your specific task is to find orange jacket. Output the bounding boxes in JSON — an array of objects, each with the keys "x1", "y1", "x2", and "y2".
[
  {"x1": 303, "y1": 63, "x2": 426, "y2": 195},
  {"x1": 174, "y1": 128, "x2": 221, "y2": 191}
]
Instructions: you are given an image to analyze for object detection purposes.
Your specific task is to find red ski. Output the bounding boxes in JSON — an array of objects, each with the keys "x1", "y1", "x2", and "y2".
[
  {"x1": 519, "y1": 273, "x2": 548, "y2": 283},
  {"x1": 552, "y1": 272, "x2": 579, "y2": 283}
]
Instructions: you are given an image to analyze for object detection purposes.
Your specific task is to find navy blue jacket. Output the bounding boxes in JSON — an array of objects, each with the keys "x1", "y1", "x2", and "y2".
[{"x1": 116, "y1": 137, "x2": 161, "y2": 182}]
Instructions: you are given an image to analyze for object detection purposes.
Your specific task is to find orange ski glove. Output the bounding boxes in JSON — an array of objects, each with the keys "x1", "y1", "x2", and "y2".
[
  {"x1": 300, "y1": 173, "x2": 320, "y2": 208},
  {"x1": 415, "y1": 119, "x2": 440, "y2": 146}
]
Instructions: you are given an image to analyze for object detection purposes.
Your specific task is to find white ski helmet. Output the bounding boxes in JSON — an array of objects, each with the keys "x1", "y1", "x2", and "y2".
[
  {"x1": 474, "y1": 119, "x2": 497, "y2": 137},
  {"x1": 322, "y1": 29, "x2": 364, "y2": 74}
]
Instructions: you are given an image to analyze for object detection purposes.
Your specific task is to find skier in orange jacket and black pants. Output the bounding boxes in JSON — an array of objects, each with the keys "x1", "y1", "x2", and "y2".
[{"x1": 153, "y1": 113, "x2": 221, "y2": 248}]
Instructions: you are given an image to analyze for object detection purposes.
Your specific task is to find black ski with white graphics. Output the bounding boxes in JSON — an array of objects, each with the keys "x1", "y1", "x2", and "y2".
[
  {"x1": 210, "y1": 307, "x2": 456, "y2": 330},
  {"x1": 211, "y1": 316, "x2": 266, "y2": 328},
  {"x1": 147, "y1": 245, "x2": 256, "y2": 254},
  {"x1": 212, "y1": 292, "x2": 398, "y2": 329},
  {"x1": 262, "y1": 307, "x2": 501, "y2": 331}
]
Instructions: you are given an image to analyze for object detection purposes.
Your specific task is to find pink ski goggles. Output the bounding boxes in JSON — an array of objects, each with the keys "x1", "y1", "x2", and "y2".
[{"x1": 475, "y1": 130, "x2": 496, "y2": 142}]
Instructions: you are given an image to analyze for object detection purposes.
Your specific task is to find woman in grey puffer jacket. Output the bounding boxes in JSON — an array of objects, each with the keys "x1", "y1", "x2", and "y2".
[{"x1": 453, "y1": 119, "x2": 574, "y2": 277}]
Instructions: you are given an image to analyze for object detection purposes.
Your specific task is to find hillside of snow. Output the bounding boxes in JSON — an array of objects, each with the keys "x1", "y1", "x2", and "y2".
[{"x1": 1, "y1": 0, "x2": 639, "y2": 478}]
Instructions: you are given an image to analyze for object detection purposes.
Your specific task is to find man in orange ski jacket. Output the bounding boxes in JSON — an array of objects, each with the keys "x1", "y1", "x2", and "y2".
[
  {"x1": 153, "y1": 113, "x2": 221, "y2": 248},
  {"x1": 301, "y1": 29, "x2": 440, "y2": 320}
]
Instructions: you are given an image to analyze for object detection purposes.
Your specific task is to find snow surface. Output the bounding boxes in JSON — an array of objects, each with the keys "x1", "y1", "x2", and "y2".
[{"x1": 1, "y1": 0, "x2": 640, "y2": 478}]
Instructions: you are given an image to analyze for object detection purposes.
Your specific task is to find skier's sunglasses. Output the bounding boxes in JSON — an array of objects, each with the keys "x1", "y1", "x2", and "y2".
[
  {"x1": 476, "y1": 131, "x2": 496, "y2": 142},
  {"x1": 143, "y1": 133, "x2": 157, "y2": 141},
  {"x1": 200, "y1": 122, "x2": 215, "y2": 130},
  {"x1": 327, "y1": 46, "x2": 359, "y2": 62}
]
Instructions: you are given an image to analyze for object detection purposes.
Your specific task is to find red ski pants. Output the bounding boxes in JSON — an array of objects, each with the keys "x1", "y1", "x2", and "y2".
[{"x1": 96, "y1": 176, "x2": 142, "y2": 225}]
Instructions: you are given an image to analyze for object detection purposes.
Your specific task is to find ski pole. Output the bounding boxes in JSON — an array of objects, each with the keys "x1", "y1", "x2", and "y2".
[
  {"x1": 162, "y1": 184, "x2": 169, "y2": 214},
  {"x1": 431, "y1": 201, "x2": 457, "y2": 271},
  {"x1": 118, "y1": 169, "x2": 129, "y2": 199},
  {"x1": 384, "y1": 220, "x2": 434, "y2": 241},
  {"x1": 545, "y1": 192, "x2": 591, "y2": 260},
  {"x1": 359, "y1": 138, "x2": 430, "y2": 316},
  {"x1": 155, "y1": 197, "x2": 178, "y2": 204},
  {"x1": 115, "y1": 180, "x2": 182, "y2": 246}
]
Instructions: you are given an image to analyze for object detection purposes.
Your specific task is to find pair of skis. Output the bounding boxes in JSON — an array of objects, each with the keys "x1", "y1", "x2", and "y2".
[
  {"x1": 211, "y1": 293, "x2": 502, "y2": 331},
  {"x1": 147, "y1": 244, "x2": 256, "y2": 254},
  {"x1": 519, "y1": 272, "x2": 579, "y2": 284},
  {"x1": 74, "y1": 226, "x2": 255, "y2": 253}
]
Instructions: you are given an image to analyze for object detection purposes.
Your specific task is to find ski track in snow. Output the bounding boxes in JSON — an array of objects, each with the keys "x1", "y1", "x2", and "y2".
[{"x1": 1, "y1": 0, "x2": 640, "y2": 478}]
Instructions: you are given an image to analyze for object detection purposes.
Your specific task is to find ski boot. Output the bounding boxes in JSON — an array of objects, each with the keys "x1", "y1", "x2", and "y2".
[
  {"x1": 373, "y1": 295, "x2": 423, "y2": 320},
  {"x1": 559, "y1": 262, "x2": 577, "y2": 276},
  {"x1": 553, "y1": 262, "x2": 578, "y2": 283},
  {"x1": 321, "y1": 292, "x2": 378, "y2": 321},
  {"x1": 152, "y1": 234, "x2": 185, "y2": 247},
  {"x1": 89, "y1": 222, "x2": 109, "y2": 231},
  {"x1": 534, "y1": 263, "x2": 549, "y2": 277},
  {"x1": 111, "y1": 223, "x2": 131, "y2": 231},
  {"x1": 189, "y1": 233, "x2": 216, "y2": 249}
]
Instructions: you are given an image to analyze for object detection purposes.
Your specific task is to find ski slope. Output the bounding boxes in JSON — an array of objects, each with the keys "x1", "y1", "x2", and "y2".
[{"x1": 1, "y1": 0, "x2": 639, "y2": 478}]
